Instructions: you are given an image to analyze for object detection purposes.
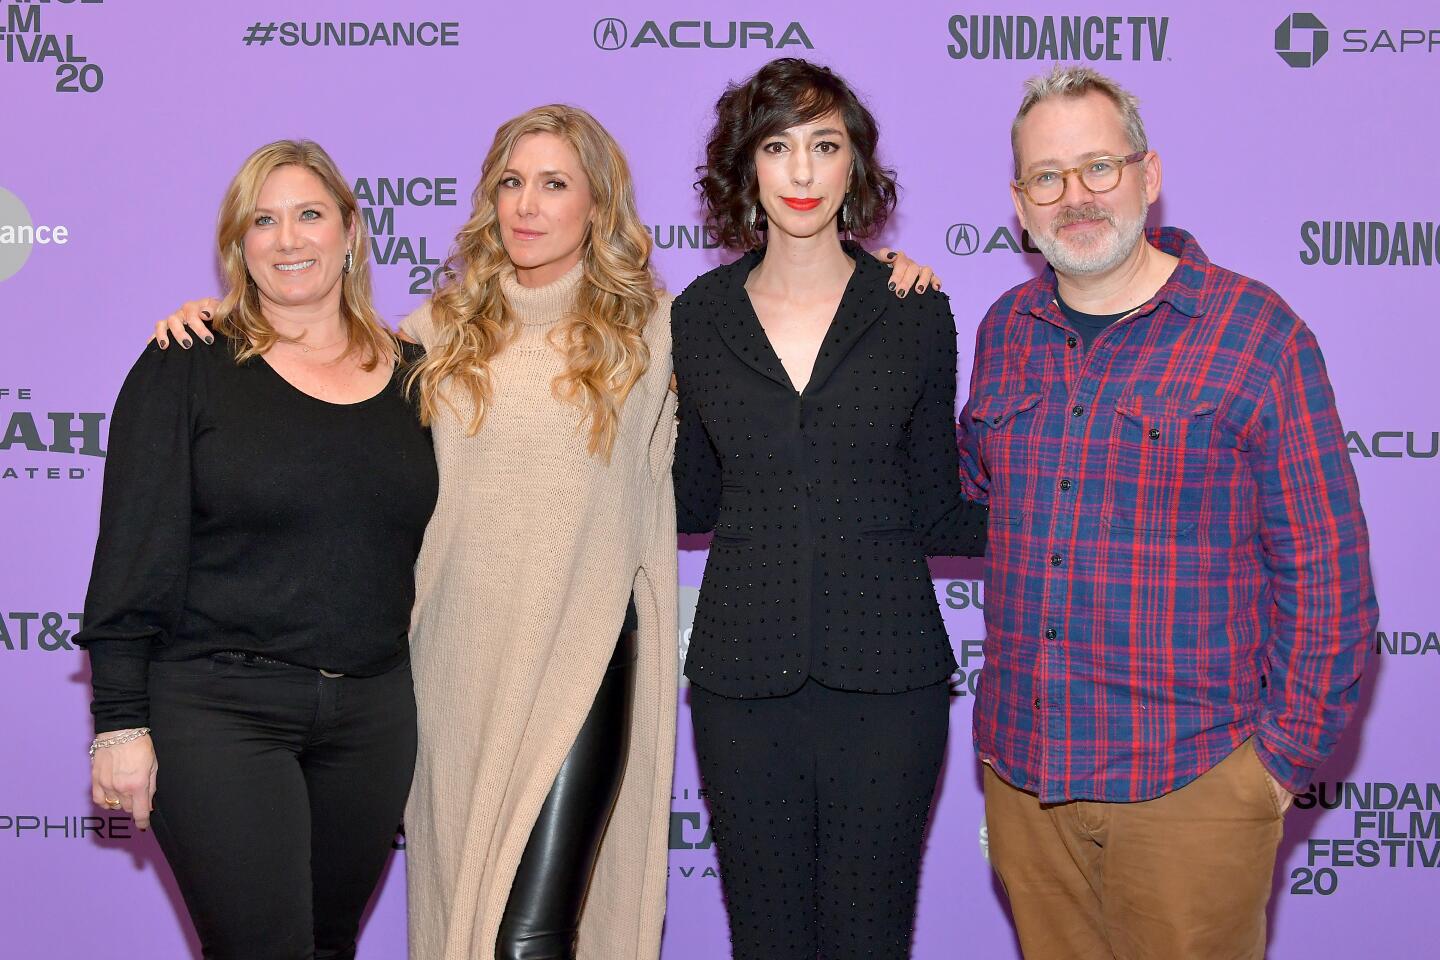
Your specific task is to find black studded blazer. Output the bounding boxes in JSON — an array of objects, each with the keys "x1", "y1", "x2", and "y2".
[{"x1": 673, "y1": 243, "x2": 988, "y2": 698}]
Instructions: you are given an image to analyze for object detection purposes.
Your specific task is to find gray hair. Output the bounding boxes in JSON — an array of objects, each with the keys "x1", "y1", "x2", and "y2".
[{"x1": 1010, "y1": 65, "x2": 1147, "y2": 179}]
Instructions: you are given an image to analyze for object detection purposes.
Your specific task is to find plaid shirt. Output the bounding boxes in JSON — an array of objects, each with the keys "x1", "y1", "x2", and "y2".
[{"x1": 958, "y1": 227, "x2": 1376, "y2": 803}]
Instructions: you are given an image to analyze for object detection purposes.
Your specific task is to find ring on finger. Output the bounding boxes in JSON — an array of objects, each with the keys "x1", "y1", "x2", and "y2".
[{"x1": 104, "y1": 797, "x2": 121, "y2": 808}]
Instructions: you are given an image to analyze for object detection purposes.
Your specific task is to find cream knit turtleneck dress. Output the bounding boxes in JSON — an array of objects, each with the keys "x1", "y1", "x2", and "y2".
[{"x1": 400, "y1": 262, "x2": 677, "y2": 960}]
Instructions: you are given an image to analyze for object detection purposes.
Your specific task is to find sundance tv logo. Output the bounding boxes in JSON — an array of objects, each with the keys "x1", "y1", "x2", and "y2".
[
  {"x1": 593, "y1": 18, "x2": 813, "y2": 51},
  {"x1": 1276, "y1": 12, "x2": 1440, "y2": 68},
  {"x1": 947, "y1": 15, "x2": 1170, "y2": 61}
]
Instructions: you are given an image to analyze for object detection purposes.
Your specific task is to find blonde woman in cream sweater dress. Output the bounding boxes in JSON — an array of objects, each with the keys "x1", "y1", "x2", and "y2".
[
  {"x1": 400, "y1": 261, "x2": 676, "y2": 960},
  {"x1": 397, "y1": 105, "x2": 677, "y2": 960}
]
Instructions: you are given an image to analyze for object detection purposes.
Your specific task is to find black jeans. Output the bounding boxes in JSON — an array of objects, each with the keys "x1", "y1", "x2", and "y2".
[
  {"x1": 147, "y1": 652, "x2": 417, "y2": 960},
  {"x1": 495, "y1": 629, "x2": 636, "y2": 960}
]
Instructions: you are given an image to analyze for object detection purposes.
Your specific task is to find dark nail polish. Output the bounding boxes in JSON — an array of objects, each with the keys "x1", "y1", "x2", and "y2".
[
  {"x1": 887, "y1": 251, "x2": 898, "y2": 259},
  {"x1": 917, "y1": 285, "x2": 927, "y2": 294},
  {"x1": 898, "y1": 289, "x2": 907, "y2": 298},
  {"x1": 888, "y1": 281, "x2": 896, "y2": 291},
  {"x1": 200, "y1": 311, "x2": 211, "y2": 319},
  {"x1": 159, "y1": 340, "x2": 169, "y2": 349},
  {"x1": 204, "y1": 336, "x2": 214, "y2": 344},
  {"x1": 181, "y1": 339, "x2": 192, "y2": 349}
]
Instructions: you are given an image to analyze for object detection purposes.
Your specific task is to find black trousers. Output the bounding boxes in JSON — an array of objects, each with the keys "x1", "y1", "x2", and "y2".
[
  {"x1": 147, "y1": 653, "x2": 417, "y2": 960},
  {"x1": 691, "y1": 678, "x2": 950, "y2": 960},
  {"x1": 495, "y1": 629, "x2": 636, "y2": 960}
]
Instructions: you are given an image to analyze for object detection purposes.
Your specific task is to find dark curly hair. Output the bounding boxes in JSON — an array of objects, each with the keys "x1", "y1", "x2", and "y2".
[{"x1": 696, "y1": 58, "x2": 898, "y2": 250}]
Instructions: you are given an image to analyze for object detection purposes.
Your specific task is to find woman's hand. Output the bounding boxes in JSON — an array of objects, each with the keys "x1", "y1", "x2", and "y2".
[
  {"x1": 91, "y1": 731, "x2": 158, "y2": 831},
  {"x1": 153, "y1": 298, "x2": 220, "y2": 349},
  {"x1": 870, "y1": 248, "x2": 941, "y2": 299}
]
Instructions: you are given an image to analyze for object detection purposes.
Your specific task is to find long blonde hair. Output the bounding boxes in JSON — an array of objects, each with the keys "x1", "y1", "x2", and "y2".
[
  {"x1": 408, "y1": 105, "x2": 658, "y2": 459},
  {"x1": 213, "y1": 139, "x2": 394, "y2": 370}
]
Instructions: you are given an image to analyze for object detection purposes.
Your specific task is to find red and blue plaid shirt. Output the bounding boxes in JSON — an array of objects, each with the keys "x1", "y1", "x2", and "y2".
[{"x1": 958, "y1": 227, "x2": 1376, "y2": 802}]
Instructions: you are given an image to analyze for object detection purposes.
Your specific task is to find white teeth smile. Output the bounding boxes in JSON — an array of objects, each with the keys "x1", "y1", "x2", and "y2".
[{"x1": 275, "y1": 260, "x2": 316, "y2": 272}]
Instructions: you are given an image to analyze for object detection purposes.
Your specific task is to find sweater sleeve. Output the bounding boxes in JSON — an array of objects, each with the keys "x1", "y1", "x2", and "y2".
[
  {"x1": 401, "y1": 301, "x2": 437, "y2": 348},
  {"x1": 74, "y1": 343, "x2": 198, "y2": 733},
  {"x1": 906, "y1": 291, "x2": 988, "y2": 557}
]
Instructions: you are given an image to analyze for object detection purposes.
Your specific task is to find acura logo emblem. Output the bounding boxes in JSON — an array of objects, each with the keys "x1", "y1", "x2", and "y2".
[
  {"x1": 946, "y1": 223, "x2": 980, "y2": 256},
  {"x1": 594, "y1": 18, "x2": 628, "y2": 50}
]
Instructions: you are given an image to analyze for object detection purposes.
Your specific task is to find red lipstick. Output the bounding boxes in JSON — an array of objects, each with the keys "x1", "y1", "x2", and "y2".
[{"x1": 781, "y1": 197, "x2": 822, "y2": 211}]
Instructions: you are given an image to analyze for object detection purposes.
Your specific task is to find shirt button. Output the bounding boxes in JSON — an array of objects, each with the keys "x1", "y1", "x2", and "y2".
[
  {"x1": 1148, "y1": 427, "x2": 1161, "y2": 440},
  {"x1": 991, "y1": 415, "x2": 1002, "y2": 425},
  {"x1": 1071, "y1": 404, "x2": 1085, "y2": 417},
  {"x1": 1045, "y1": 627, "x2": 1057, "y2": 640},
  {"x1": 1049, "y1": 553, "x2": 1063, "y2": 567},
  {"x1": 1059, "y1": 478, "x2": 1073, "y2": 491},
  {"x1": 1033, "y1": 697, "x2": 1042, "y2": 710},
  {"x1": 1066, "y1": 337, "x2": 1078, "y2": 349}
]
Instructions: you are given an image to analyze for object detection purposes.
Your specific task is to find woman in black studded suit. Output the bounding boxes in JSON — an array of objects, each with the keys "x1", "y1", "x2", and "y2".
[{"x1": 674, "y1": 59, "x2": 988, "y2": 959}]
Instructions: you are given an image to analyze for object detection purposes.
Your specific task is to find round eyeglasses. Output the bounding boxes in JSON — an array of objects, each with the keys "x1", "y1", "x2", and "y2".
[{"x1": 1013, "y1": 151, "x2": 1148, "y2": 206}]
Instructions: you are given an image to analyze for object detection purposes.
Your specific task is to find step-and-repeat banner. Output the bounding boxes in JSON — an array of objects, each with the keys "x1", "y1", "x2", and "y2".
[{"x1": 2, "y1": 1, "x2": 1435, "y2": 956}]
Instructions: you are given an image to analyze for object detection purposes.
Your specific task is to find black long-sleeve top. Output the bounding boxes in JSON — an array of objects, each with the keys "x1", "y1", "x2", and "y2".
[
  {"x1": 76, "y1": 337, "x2": 438, "y2": 732},
  {"x1": 672, "y1": 244, "x2": 988, "y2": 698}
]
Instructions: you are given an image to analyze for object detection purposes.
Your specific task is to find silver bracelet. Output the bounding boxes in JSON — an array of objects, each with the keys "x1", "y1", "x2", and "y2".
[{"x1": 88, "y1": 727, "x2": 151, "y2": 759}]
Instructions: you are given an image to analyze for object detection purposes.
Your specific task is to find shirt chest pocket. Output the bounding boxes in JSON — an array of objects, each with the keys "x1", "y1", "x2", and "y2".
[
  {"x1": 1103, "y1": 393, "x2": 1219, "y2": 536},
  {"x1": 970, "y1": 391, "x2": 1042, "y2": 525},
  {"x1": 971, "y1": 391, "x2": 1042, "y2": 439}
]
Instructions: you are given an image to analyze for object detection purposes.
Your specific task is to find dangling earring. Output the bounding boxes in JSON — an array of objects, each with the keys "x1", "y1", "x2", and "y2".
[
  {"x1": 838, "y1": 198, "x2": 853, "y2": 243},
  {"x1": 342, "y1": 249, "x2": 353, "y2": 274},
  {"x1": 745, "y1": 202, "x2": 768, "y2": 244}
]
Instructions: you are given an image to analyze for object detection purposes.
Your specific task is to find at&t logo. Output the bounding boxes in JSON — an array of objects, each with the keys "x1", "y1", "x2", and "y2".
[
  {"x1": 1275, "y1": 13, "x2": 1328, "y2": 68},
  {"x1": 593, "y1": 18, "x2": 813, "y2": 51}
]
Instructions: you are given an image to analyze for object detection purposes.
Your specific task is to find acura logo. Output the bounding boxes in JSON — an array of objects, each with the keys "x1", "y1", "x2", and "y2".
[
  {"x1": 946, "y1": 223, "x2": 981, "y2": 256},
  {"x1": 594, "y1": 18, "x2": 628, "y2": 50}
]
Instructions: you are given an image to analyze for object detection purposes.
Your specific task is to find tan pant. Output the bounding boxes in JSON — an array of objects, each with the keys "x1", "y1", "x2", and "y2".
[{"x1": 984, "y1": 739, "x2": 1285, "y2": 960}]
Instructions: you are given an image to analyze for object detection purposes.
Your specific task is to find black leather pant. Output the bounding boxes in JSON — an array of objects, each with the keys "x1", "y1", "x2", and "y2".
[{"x1": 495, "y1": 629, "x2": 636, "y2": 960}]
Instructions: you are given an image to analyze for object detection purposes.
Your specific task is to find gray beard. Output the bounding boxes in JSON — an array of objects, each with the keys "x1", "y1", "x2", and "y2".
[{"x1": 1030, "y1": 197, "x2": 1149, "y2": 277}]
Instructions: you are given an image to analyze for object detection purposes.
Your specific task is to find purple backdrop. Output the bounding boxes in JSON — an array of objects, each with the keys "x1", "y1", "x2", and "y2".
[{"x1": 2, "y1": 0, "x2": 1435, "y2": 956}]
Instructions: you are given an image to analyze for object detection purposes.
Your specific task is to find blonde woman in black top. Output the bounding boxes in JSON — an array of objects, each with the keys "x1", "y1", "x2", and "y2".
[{"x1": 78, "y1": 140, "x2": 438, "y2": 960}]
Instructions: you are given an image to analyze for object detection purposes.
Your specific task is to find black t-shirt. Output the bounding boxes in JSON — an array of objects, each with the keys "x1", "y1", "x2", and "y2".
[
  {"x1": 1055, "y1": 293, "x2": 1135, "y2": 351},
  {"x1": 77, "y1": 337, "x2": 439, "y2": 731}
]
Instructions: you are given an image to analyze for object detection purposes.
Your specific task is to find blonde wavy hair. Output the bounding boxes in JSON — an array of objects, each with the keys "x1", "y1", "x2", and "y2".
[
  {"x1": 213, "y1": 139, "x2": 395, "y2": 370},
  {"x1": 408, "y1": 105, "x2": 658, "y2": 459}
]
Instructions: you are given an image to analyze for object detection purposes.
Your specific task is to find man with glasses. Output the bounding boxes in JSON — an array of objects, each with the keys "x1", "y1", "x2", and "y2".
[{"x1": 957, "y1": 65, "x2": 1376, "y2": 958}]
